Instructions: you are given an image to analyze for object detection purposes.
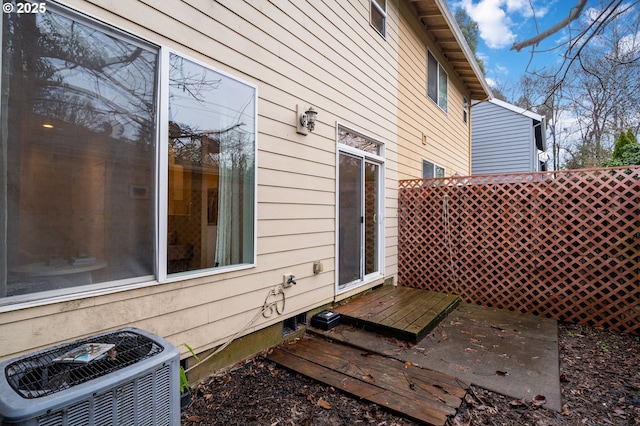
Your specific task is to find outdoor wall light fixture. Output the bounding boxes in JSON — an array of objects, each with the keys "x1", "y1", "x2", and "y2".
[
  {"x1": 302, "y1": 107, "x2": 317, "y2": 131},
  {"x1": 296, "y1": 104, "x2": 318, "y2": 135}
]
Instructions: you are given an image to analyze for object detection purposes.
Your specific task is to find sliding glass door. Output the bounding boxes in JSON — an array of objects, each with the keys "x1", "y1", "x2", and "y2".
[{"x1": 338, "y1": 149, "x2": 382, "y2": 290}]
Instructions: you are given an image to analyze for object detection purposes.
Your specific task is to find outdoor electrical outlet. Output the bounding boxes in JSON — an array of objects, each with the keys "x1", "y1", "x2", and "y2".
[
  {"x1": 313, "y1": 261, "x2": 323, "y2": 275},
  {"x1": 283, "y1": 274, "x2": 296, "y2": 287}
]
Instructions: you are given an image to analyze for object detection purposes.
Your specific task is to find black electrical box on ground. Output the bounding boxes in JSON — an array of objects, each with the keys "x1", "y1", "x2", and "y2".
[{"x1": 310, "y1": 310, "x2": 341, "y2": 330}]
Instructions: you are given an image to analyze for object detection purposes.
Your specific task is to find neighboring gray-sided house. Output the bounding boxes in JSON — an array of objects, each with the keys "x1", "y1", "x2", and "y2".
[{"x1": 471, "y1": 98, "x2": 547, "y2": 174}]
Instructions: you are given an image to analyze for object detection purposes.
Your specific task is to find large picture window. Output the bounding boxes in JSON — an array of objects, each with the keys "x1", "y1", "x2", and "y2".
[
  {"x1": 0, "y1": 3, "x2": 256, "y2": 303},
  {"x1": 1, "y1": 4, "x2": 158, "y2": 299},
  {"x1": 167, "y1": 54, "x2": 255, "y2": 274}
]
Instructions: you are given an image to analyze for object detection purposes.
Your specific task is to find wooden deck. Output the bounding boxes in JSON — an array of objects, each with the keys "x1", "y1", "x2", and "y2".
[
  {"x1": 332, "y1": 285, "x2": 460, "y2": 343},
  {"x1": 269, "y1": 336, "x2": 468, "y2": 426}
]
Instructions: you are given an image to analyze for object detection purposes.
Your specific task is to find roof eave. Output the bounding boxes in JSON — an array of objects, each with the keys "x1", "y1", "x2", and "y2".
[{"x1": 406, "y1": 0, "x2": 493, "y2": 100}]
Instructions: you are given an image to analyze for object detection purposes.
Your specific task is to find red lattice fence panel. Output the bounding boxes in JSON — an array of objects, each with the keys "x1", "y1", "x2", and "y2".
[{"x1": 398, "y1": 167, "x2": 640, "y2": 334}]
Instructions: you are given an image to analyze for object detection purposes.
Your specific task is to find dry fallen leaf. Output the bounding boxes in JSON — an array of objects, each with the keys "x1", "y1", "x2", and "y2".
[
  {"x1": 532, "y1": 394, "x2": 546, "y2": 408},
  {"x1": 405, "y1": 361, "x2": 413, "y2": 367},
  {"x1": 362, "y1": 374, "x2": 375, "y2": 383},
  {"x1": 509, "y1": 397, "x2": 527, "y2": 407},
  {"x1": 186, "y1": 415, "x2": 202, "y2": 423},
  {"x1": 495, "y1": 370, "x2": 509, "y2": 377},
  {"x1": 107, "y1": 347, "x2": 117, "y2": 361},
  {"x1": 318, "y1": 399, "x2": 332, "y2": 410},
  {"x1": 395, "y1": 339, "x2": 409, "y2": 349},
  {"x1": 450, "y1": 363, "x2": 467, "y2": 372},
  {"x1": 307, "y1": 393, "x2": 316, "y2": 404},
  {"x1": 611, "y1": 407, "x2": 626, "y2": 418},
  {"x1": 451, "y1": 415, "x2": 472, "y2": 426},
  {"x1": 464, "y1": 394, "x2": 476, "y2": 405}
]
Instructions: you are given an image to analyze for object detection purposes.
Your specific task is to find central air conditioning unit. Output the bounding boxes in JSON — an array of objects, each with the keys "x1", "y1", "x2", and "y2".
[{"x1": 0, "y1": 328, "x2": 179, "y2": 426}]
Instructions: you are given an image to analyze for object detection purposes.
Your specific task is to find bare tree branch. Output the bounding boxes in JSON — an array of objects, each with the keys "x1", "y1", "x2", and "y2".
[{"x1": 511, "y1": 0, "x2": 587, "y2": 52}]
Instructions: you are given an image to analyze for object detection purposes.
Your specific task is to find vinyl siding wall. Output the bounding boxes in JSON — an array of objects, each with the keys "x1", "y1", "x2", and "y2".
[
  {"x1": 396, "y1": 1, "x2": 472, "y2": 180},
  {"x1": 0, "y1": 0, "x2": 399, "y2": 361},
  {"x1": 471, "y1": 101, "x2": 537, "y2": 174}
]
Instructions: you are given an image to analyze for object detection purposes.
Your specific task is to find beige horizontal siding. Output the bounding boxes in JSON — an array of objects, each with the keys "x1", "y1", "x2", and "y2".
[
  {"x1": 396, "y1": 1, "x2": 472, "y2": 180},
  {"x1": 0, "y1": 0, "x2": 399, "y2": 362}
]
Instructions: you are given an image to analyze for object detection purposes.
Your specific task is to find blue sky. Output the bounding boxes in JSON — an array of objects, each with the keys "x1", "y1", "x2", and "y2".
[
  {"x1": 444, "y1": 0, "x2": 640, "y2": 166},
  {"x1": 445, "y1": 0, "x2": 620, "y2": 89}
]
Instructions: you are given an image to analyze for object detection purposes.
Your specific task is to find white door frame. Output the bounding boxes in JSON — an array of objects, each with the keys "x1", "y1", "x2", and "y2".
[{"x1": 335, "y1": 124, "x2": 385, "y2": 294}]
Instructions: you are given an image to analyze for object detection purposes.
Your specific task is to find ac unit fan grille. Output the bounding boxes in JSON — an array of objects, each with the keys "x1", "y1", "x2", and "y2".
[{"x1": 4, "y1": 330, "x2": 164, "y2": 398}]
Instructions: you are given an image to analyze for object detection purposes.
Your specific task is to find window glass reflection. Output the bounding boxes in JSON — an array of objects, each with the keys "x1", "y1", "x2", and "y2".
[
  {"x1": 168, "y1": 54, "x2": 255, "y2": 274},
  {"x1": 1, "y1": 7, "x2": 157, "y2": 297},
  {"x1": 338, "y1": 128, "x2": 381, "y2": 155}
]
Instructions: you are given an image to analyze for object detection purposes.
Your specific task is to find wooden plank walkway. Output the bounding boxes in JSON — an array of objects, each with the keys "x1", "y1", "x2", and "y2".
[
  {"x1": 269, "y1": 336, "x2": 468, "y2": 426},
  {"x1": 332, "y1": 286, "x2": 460, "y2": 343}
]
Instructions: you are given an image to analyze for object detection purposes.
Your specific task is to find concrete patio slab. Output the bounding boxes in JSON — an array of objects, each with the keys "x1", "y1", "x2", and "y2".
[{"x1": 312, "y1": 302, "x2": 561, "y2": 412}]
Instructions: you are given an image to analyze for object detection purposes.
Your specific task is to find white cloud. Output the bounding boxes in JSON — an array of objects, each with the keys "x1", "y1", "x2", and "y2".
[
  {"x1": 476, "y1": 51, "x2": 490, "y2": 66},
  {"x1": 485, "y1": 77, "x2": 498, "y2": 87},
  {"x1": 494, "y1": 64, "x2": 510, "y2": 75},
  {"x1": 584, "y1": 6, "x2": 603, "y2": 24},
  {"x1": 458, "y1": 0, "x2": 515, "y2": 49},
  {"x1": 618, "y1": 31, "x2": 640, "y2": 57},
  {"x1": 505, "y1": 0, "x2": 529, "y2": 15},
  {"x1": 455, "y1": 0, "x2": 551, "y2": 49},
  {"x1": 581, "y1": 3, "x2": 640, "y2": 55},
  {"x1": 506, "y1": 0, "x2": 549, "y2": 18}
]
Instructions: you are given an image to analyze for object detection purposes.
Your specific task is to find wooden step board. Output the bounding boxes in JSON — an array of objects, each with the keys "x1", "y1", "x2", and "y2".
[
  {"x1": 269, "y1": 336, "x2": 468, "y2": 426},
  {"x1": 333, "y1": 286, "x2": 460, "y2": 343}
]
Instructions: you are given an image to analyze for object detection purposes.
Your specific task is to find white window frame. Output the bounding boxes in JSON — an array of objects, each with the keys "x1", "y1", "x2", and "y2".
[
  {"x1": 422, "y1": 159, "x2": 445, "y2": 178},
  {"x1": 159, "y1": 49, "x2": 258, "y2": 283},
  {"x1": 427, "y1": 50, "x2": 448, "y2": 112},
  {"x1": 370, "y1": 0, "x2": 387, "y2": 37}
]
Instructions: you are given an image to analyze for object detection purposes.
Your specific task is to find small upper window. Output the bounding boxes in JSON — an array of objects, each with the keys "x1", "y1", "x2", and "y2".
[
  {"x1": 370, "y1": 0, "x2": 386, "y2": 37},
  {"x1": 427, "y1": 51, "x2": 448, "y2": 112},
  {"x1": 422, "y1": 160, "x2": 445, "y2": 178},
  {"x1": 338, "y1": 128, "x2": 382, "y2": 156}
]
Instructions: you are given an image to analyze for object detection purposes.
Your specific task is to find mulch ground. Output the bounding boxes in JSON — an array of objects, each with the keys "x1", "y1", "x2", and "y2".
[{"x1": 181, "y1": 323, "x2": 640, "y2": 425}]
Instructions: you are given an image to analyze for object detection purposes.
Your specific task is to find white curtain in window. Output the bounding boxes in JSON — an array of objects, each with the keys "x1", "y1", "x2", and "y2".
[
  {"x1": 214, "y1": 147, "x2": 236, "y2": 267},
  {"x1": 215, "y1": 132, "x2": 254, "y2": 267}
]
